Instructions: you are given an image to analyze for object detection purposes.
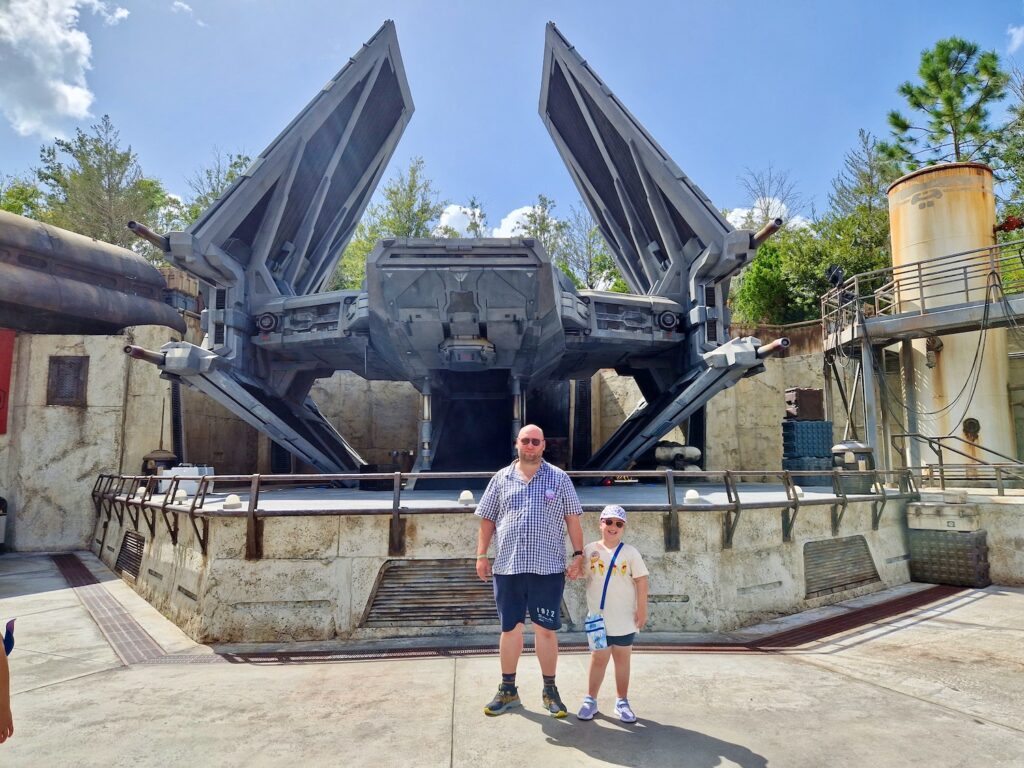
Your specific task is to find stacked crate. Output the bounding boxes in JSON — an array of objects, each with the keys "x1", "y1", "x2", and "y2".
[
  {"x1": 907, "y1": 528, "x2": 991, "y2": 588},
  {"x1": 782, "y1": 388, "x2": 832, "y2": 486}
]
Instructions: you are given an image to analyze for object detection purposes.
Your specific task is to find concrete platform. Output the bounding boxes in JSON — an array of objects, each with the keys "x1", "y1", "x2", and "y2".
[{"x1": 1, "y1": 551, "x2": 1022, "y2": 766}]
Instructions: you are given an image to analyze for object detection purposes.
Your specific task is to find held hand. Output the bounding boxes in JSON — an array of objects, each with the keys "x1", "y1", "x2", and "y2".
[
  {"x1": 475, "y1": 557, "x2": 492, "y2": 581},
  {"x1": 634, "y1": 607, "x2": 647, "y2": 630},
  {"x1": 566, "y1": 556, "x2": 583, "y2": 580}
]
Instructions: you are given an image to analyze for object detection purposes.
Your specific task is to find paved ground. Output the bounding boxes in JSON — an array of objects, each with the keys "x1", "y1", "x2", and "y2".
[{"x1": 1, "y1": 552, "x2": 1022, "y2": 767}]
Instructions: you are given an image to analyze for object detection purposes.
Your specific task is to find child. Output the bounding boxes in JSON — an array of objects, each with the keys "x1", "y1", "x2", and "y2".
[{"x1": 577, "y1": 505, "x2": 649, "y2": 723}]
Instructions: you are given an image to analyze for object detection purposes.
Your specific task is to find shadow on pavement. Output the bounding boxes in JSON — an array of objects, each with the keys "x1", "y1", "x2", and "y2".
[{"x1": 519, "y1": 708, "x2": 769, "y2": 767}]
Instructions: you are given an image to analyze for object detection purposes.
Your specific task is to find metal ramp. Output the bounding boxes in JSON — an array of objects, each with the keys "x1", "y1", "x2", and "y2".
[{"x1": 360, "y1": 560, "x2": 498, "y2": 628}]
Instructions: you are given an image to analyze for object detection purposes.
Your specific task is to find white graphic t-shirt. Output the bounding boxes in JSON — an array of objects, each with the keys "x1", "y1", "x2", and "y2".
[{"x1": 583, "y1": 540, "x2": 649, "y2": 636}]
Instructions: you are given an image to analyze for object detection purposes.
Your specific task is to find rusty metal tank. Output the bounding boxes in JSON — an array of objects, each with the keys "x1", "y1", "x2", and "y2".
[
  {"x1": 0, "y1": 210, "x2": 186, "y2": 335},
  {"x1": 887, "y1": 162, "x2": 1014, "y2": 462}
]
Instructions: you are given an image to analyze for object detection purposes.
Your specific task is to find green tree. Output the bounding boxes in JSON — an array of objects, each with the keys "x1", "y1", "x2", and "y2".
[
  {"x1": 36, "y1": 115, "x2": 170, "y2": 259},
  {"x1": 881, "y1": 38, "x2": 1009, "y2": 169},
  {"x1": 560, "y1": 204, "x2": 625, "y2": 290},
  {"x1": 464, "y1": 195, "x2": 489, "y2": 238},
  {"x1": 330, "y1": 157, "x2": 447, "y2": 289},
  {"x1": 0, "y1": 174, "x2": 44, "y2": 218},
  {"x1": 180, "y1": 149, "x2": 252, "y2": 226},
  {"x1": 514, "y1": 194, "x2": 567, "y2": 263}
]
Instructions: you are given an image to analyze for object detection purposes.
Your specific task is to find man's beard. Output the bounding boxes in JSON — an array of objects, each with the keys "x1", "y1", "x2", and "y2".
[{"x1": 517, "y1": 450, "x2": 542, "y2": 466}]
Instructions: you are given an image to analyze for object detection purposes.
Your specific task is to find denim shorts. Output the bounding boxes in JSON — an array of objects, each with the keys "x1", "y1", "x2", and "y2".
[{"x1": 493, "y1": 572, "x2": 565, "y2": 632}]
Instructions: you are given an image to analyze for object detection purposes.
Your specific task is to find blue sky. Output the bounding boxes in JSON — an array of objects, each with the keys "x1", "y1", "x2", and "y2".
[{"x1": 3, "y1": 1, "x2": 1024, "y2": 235}]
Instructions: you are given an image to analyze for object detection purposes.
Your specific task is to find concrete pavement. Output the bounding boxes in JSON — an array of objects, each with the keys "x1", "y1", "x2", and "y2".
[{"x1": 1, "y1": 552, "x2": 1022, "y2": 767}]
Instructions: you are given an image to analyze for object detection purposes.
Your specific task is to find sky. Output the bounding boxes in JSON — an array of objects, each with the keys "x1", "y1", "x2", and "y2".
[{"x1": 3, "y1": 1, "x2": 1024, "y2": 237}]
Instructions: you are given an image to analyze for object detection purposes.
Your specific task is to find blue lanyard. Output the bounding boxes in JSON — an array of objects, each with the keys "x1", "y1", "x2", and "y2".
[{"x1": 599, "y1": 543, "x2": 624, "y2": 610}]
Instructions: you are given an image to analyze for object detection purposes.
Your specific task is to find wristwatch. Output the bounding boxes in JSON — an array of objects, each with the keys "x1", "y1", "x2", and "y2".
[{"x1": 571, "y1": 550, "x2": 584, "y2": 558}]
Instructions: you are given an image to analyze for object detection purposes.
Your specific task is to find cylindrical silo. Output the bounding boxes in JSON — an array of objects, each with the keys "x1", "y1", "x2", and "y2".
[{"x1": 887, "y1": 162, "x2": 1014, "y2": 464}]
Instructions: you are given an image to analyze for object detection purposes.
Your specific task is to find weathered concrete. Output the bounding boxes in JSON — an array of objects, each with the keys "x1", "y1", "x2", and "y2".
[
  {"x1": 91, "y1": 484, "x2": 911, "y2": 643},
  {"x1": 0, "y1": 325, "x2": 179, "y2": 551},
  {"x1": 2, "y1": 552, "x2": 1023, "y2": 767}
]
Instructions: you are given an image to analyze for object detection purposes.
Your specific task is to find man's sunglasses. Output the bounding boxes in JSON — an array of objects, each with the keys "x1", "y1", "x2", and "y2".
[
  {"x1": 518, "y1": 437, "x2": 543, "y2": 446},
  {"x1": 602, "y1": 519, "x2": 624, "y2": 528}
]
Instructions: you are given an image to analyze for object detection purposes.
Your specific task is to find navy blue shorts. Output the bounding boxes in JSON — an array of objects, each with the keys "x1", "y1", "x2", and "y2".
[
  {"x1": 493, "y1": 573, "x2": 565, "y2": 632},
  {"x1": 607, "y1": 633, "x2": 636, "y2": 647}
]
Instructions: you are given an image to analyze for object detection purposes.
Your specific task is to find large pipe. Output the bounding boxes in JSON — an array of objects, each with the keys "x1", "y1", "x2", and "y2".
[
  {"x1": 127, "y1": 220, "x2": 170, "y2": 252},
  {"x1": 751, "y1": 218, "x2": 783, "y2": 250},
  {"x1": 124, "y1": 345, "x2": 167, "y2": 367},
  {"x1": 756, "y1": 337, "x2": 790, "y2": 359}
]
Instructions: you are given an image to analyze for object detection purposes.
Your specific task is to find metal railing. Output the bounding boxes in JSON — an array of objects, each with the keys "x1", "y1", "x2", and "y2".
[
  {"x1": 892, "y1": 432, "x2": 1023, "y2": 480},
  {"x1": 913, "y1": 462, "x2": 1024, "y2": 494},
  {"x1": 821, "y1": 237, "x2": 1024, "y2": 346},
  {"x1": 91, "y1": 467, "x2": 919, "y2": 559}
]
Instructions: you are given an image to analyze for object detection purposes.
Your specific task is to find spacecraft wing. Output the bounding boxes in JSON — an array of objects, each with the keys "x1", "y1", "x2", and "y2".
[
  {"x1": 175, "y1": 21, "x2": 414, "y2": 298},
  {"x1": 539, "y1": 23, "x2": 740, "y2": 304}
]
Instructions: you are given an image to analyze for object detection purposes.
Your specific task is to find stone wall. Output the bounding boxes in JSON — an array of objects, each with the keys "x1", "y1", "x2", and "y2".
[
  {"x1": 0, "y1": 325, "x2": 178, "y2": 550},
  {"x1": 92, "y1": 496, "x2": 910, "y2": 643}
]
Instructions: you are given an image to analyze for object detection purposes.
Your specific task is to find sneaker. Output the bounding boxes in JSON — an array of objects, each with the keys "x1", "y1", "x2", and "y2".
[
  {"x1": 615, "y1": 697, "x2": 637, "y2": 723},
  {"x1": 483, "y1": 685, "x2": 521, "y2": 716},
  {"x1": 576, "y1": 696, "x2": 598, "y2": 720},
  {"x1": 542, "y1": 684, "x2": 568, "y2": 718}
]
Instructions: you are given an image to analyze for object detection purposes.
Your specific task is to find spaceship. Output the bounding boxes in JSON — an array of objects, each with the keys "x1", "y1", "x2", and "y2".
[{"x1": 124, "y1": 21, "x2": 786, "y2": 475}]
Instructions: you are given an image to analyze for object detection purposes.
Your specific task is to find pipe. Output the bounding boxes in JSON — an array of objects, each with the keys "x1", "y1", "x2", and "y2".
[
  {"x1": 124, "y1": 345, "x2": 167, "y2": 367},
  {"x1": 756, "y1": 337, "x2": 790, "y2": 359},
  {"x1": 127, "y1": 221, "x2": 170, "y2": 252},
  {"x1": 751, "y1": 218, "x2": 783, "y2": 250}
]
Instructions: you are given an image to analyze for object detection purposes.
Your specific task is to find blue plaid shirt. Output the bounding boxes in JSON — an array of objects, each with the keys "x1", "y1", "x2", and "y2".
[{"x1": 476, "y1": 459, "x2": 583, "y2": 575}]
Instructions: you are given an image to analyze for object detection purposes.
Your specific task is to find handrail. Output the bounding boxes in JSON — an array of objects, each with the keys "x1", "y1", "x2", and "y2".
[
  {"x1": 820, "y1": 237, "x2": 1024, "y2": 346},
  {"x1": 893, "y1": 432, "x2": 1022, "y2": 467}
]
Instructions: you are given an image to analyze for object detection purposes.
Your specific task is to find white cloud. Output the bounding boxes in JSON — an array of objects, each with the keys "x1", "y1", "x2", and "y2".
[
  {"x1": 493, "y1": 205, "x2": 534, "y2": 237},
  {"x1": 725, "y1": 197, "x2": 807, "y2": 229},
  {"x1": 0, "y1": 0, "x2": 129, "y2": 139},
  {"x1": 170, "y1": 1, "x2": 206, "y2": 27},
  {"x1": 1009, "y1": 24, "x2": 1024, "y2": 54},
  {"x1": 438, "y1": 204, "x2": 472, "y2": 235}
]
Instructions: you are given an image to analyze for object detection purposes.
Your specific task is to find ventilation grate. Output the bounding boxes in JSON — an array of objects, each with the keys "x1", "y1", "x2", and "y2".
[
  {"x1": 803, "y1": 535, "x2": 880, "y2": 598},
  {"x1": 361, "y1": 559, "x2": 500, "y2": 628},
  {"x1": 115, "y1": 531, "x2": 146, "y2": 581}
]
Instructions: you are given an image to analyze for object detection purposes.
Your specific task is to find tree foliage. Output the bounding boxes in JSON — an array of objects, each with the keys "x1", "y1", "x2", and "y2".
[
  {"x1": 514, "y1": 194, "x2": 567, "y2": 260},
  {"x1": 330, "y1": 157, "x2": 447, "y2": 289},
  {"x1": 881, "y1": 37, "x2": 1008, "y2": 169},
  {"x1": 36, "y1": 115, "x2": 170, "y2": 258},
  {"x1": 179, "y1": 149, "x2": 252, "y2": 226},
  {"x1": 0, "y1": 174, "x2": 43, "y2": 218},
  {"x1": 559, "y1": 204, "x2": 625, "y2": 290}
]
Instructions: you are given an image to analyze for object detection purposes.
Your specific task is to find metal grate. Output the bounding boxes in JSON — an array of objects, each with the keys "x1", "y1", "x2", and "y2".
[
  {"x1": 803, "y1": 535, "x2": 880, "y2": 598},
  {"x1": 114, "y1": 530, "x2": 146, "y2": 581},
  {"x1": 46, "y1": 355, "x2": 88, "y2": 406},
  {"x1": 361, "y1": 559, "x2": 500, "y2": 627}
]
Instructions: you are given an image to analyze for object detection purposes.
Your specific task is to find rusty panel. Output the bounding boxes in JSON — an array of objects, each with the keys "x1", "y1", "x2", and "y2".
[
  {"x1": 362, "y1": 559, "x2": 498, "y2": 627},
  {"x1": 46, "y1": 355, "x2": 88, "y2": 406},
  {"x1": 803, "y1": 535, "x2": 880, "y2": 598},
  {"x1": 115, "y1": 530, "x2": 146, "y2": 581}
]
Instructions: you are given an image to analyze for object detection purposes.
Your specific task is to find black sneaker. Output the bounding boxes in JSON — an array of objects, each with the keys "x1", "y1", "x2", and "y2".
[
  {"x1": 484, "y1": 685, "x2": 521, "y2": 716},
  {"x1": 542, "y1": 684, "x2": 567, "y2": 718}
]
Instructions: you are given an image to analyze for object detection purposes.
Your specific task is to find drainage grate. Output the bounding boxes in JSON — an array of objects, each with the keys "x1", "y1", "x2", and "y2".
[
  {"x1": 361, "y1": 559, "x2": 498, "y2": 627},
  {"x1": 115, "y1": 530, "x2": 146, "y2": 581},
  {"x1": 803, "y1": 535, "x2": 880, "y2": 598}
]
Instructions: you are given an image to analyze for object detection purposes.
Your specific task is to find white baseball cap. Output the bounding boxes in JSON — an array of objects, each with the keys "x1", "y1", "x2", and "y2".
[{"x1": 600, "y1": 504, "x2": 626, "y2": 522}]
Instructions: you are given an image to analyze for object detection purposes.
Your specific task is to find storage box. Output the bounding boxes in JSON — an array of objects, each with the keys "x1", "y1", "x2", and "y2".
[{"x1": 785, "y1": 388, "x2": 825, "y2": 421}]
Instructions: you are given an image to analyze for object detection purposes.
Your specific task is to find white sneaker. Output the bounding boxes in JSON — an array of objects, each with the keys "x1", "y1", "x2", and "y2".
[
  {"x1": 577, "y1": 696, "x2": 598, "y2": 720},
  {"x1": 614, "y1": 697, "x2": 636, "y2": 723}
]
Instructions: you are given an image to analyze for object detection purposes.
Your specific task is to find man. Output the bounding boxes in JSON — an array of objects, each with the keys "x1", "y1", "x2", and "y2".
[{"x1": 475, "y1": 424, "x2": 584, "y2": 718}]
